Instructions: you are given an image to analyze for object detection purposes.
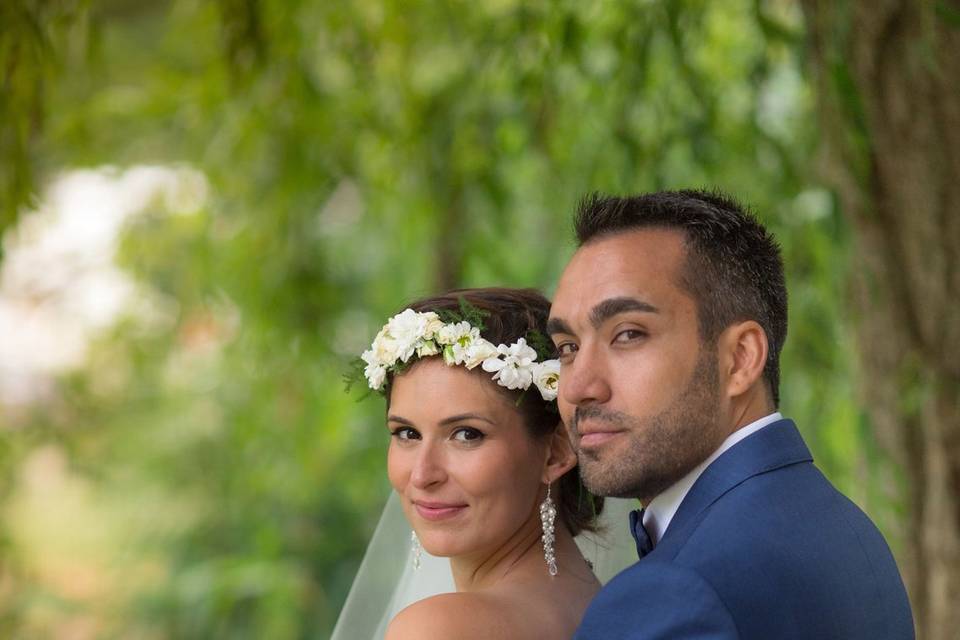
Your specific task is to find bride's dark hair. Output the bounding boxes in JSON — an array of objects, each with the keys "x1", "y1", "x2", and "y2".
[{"x1": 385, "y1": 286, "x2": 604, "y2": 535}]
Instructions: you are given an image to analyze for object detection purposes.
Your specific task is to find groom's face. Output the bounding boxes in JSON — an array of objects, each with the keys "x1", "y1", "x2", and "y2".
[{"x1": 548, "y1": 228, "x2": 727, "y2": 503}]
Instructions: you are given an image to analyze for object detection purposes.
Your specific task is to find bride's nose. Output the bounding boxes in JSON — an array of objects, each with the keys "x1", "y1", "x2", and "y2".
[{"x1": 409, "y1": 440, "x2": 447, "y2": 489}]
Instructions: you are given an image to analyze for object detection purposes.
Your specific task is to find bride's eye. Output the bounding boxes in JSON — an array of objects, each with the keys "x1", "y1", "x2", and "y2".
[
  {"x1": 390, "y1": 427, "x2": 420, "y2": 441},
  {"x1": 452, "y1": 427, "x2": 484, "y2": 443}
]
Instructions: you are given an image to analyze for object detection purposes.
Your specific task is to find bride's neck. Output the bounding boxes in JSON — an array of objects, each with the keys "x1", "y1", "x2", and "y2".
[{"x1": 449, "y1": 510, "x2": 570, "y2": 592}]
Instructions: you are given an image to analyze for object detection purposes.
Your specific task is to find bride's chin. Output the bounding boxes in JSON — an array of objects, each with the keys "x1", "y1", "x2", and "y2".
[{"x1": 417, "y1": 532, "x2": 467, "y2": 558}]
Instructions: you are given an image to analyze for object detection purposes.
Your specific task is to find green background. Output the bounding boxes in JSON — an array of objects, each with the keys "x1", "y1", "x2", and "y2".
[{"x1": 0, "y1": 1, "x2": 903, "y2": 638}]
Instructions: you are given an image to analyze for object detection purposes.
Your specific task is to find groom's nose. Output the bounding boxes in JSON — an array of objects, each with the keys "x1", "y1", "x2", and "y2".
[{"x1": 560, "y1": 344, "x2": 612, "y2": 410}]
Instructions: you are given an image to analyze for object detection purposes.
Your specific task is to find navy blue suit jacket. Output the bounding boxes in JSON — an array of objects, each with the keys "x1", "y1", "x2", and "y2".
[{"x1": 575, "y1": 419, "x2": 914, "y2": 639}]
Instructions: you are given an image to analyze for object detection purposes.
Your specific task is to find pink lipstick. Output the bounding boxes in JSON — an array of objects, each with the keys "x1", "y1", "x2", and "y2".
[{"x1": 414, "y1": 501, "x2": 468, "y2": 521}]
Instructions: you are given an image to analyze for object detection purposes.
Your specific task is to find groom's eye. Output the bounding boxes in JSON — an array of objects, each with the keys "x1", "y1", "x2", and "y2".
[
  {"x1": 614, "y1": 329, "x2": 646, "y2": 343},
  {"x1": 556, "y1": 342, "x2": 578, "y2": 359}
]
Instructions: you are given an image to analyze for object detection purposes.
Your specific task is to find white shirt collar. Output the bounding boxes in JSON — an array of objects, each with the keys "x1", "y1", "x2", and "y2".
[{"x1": 642, "y1": 412, "x2": 783, "y2": 545}]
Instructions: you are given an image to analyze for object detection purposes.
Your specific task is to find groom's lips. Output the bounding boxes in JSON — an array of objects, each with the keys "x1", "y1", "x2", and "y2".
[
  {"x1": 413, "y1": 501, "x2": 468, "y2": 521},
  {"x1": 573, "y1": 412, "x2": 627, "y2": 449},
  {"x1": 577, "y1": 424, "x2": 624, "y2": 448}
]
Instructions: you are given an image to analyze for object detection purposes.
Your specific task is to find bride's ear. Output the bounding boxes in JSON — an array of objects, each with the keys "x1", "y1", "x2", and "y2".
[{"x1": 542, "y1": 421, "x2": 578, "y2": 484}]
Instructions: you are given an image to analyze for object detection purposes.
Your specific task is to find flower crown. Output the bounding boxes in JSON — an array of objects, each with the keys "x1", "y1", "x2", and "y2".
[{"x1": 355, "y1": 306, "x2": 561, "y2": 401}]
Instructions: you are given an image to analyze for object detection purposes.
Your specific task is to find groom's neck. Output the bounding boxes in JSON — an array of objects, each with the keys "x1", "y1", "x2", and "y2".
[{"x1": 724, "y1": 385, "x2": 776, "y2": 439}]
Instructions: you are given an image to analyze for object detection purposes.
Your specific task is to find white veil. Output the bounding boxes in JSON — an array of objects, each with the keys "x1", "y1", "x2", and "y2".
[{"x1": 330, "y1": 493, "x2": 638, "y2": 640}]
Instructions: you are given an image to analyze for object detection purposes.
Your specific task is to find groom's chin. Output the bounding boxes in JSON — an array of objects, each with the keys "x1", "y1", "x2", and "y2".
[
  {"x1": 578, "y1": 459, "x2": 640, "y2": 499},
  {"x1": 577, "y1": 440, "x2": 637, "y2": 498},
  {"x1": 579, "y1": 454, "x2": 680, "y2": 501}
]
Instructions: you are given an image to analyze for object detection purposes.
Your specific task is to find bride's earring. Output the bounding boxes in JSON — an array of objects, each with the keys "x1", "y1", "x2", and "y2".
[
  {"x1": 411, "y1": 531, "x2": 422, "y2": 570},
  {"x1": 540, "y1": 485, "x2": 559, "y2": 576}
]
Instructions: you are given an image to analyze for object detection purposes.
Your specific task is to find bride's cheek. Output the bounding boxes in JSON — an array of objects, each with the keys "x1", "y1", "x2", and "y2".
[{"x1": 386, "y1": 446, "x2": 411, "y2": 492}]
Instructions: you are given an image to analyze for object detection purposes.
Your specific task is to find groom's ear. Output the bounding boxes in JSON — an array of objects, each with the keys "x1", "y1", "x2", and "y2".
[
  {"x1": 542, "y1": 421, "x2": 578, "y2": 484},
  {"x1": 719, "y1": 319, "x2": 768, "y2": 401}
]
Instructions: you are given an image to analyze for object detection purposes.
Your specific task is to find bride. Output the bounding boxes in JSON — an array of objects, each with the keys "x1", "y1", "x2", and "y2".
[{"x1": 333, "y1": 288, "x2": 635, "y2": 639}]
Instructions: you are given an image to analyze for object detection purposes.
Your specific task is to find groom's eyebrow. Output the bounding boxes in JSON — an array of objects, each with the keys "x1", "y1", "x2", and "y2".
[
  {"x1": 589, "y1": 297, "x2": 659, "y2": 328},
  {"x1": 547, "y1": 297, "x2": 659, "y2": 337},
  {"x1": 546, "y1": 317, "x2": 573, "y2": 337}
]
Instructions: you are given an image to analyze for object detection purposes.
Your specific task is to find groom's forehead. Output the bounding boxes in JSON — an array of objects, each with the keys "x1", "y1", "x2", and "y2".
[{"x1": 552, "y1": 230, "x2": 687, "y2": 314}]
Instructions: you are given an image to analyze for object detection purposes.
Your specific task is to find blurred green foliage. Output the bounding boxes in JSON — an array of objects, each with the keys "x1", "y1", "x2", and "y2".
[
  {"x1": 0, "y1": 0, "x2": 89, "y2": 242},
  {"x1": 0, "y1": 0, "x2": 900, "y2": 638}
]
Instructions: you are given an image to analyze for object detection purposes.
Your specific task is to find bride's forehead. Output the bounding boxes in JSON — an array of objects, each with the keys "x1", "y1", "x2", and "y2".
[{"x1": 388, "y1": 359, "x2": 514, "y2": 413}]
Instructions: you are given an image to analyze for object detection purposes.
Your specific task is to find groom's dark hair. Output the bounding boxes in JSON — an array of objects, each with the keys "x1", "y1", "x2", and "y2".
[{"x1": 574, "y1": 189, "x2": 787, "y2": 406}]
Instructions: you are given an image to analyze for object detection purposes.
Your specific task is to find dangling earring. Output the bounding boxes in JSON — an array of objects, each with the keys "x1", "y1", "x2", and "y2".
[
  {"x1": 411, "y1": 530, "x2": 422, "y2": 570},
  {"x1": 540, "y1": 485, "x2": 558, "y2": 576}
]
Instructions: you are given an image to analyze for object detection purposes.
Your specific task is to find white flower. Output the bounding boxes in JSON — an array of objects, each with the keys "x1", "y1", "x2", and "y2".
[
  {"x1": 365, "y1": 362, "x2": 387, "y2": 390},
  {"x1": 422, "y1": 314, "x2": 445, "y2": 341},
  {"x1": 500, "y1": 364, "x2": 531, "y2": 389},
  {"x1": 450, "y1": 332, "x2": 488, "y2": 366},
  {"x1": 386, "y1": 309, "x2": 434, "y2": 363},
  {"x1": 460, "y1": 338, "x2": 499, "y2": 370},
  {"x1": 442, "y1": 344, "x2": 458, "y2": 365},
  {"x1": 416, "y1": 340, "x2": 439, "y2": 357},
  {"x1": 435, "y1": 323, "x2": 457, "y2": 345},
  {"x1": 435, "y1": 321, "x2": 478, "y2": 347},
  {"x1": 532, "y1": 359, "x2": 560, "y2": 401},
  {"x1": 386, "y1": 309, "x2": 426, "y2": 339},
  {"x1": 482, "y1": 338, "x2": 538, "y2": 390},
  {"x1": 435, "y1": 321, "x2": 482, "y2": 365},
  {"x1": 498, "y1": 337, "x2": 538, "y2": 365},
  {"x1": 357, "y1": 310, "x2": 562, "y2": 404},
  {"x1": 369, "y1": 328, "x2": 399, "y2": 365}
]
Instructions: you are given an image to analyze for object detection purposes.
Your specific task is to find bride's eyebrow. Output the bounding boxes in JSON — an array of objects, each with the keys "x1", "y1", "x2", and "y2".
[
  {"x1": 387, "y1": 413, "x2": 495, "y2": 426},
  {"x1": 439, "y1": 413, "x2": 495, "y2": 426}
]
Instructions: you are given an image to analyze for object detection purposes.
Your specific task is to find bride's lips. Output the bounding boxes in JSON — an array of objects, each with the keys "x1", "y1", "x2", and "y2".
[{"x1": 413, "y1": 501, "x2": 468, "y2": 521}]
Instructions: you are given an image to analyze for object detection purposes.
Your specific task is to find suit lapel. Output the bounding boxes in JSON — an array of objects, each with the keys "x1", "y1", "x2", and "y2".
[{"x1": 653, "y1": 419, "x2": 813, "y2": 558}]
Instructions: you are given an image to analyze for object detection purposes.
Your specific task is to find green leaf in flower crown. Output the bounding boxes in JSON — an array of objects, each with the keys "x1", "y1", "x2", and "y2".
[
  {"x1": 342, "y1": 356, "x2": 371, "y2": 396},
  {"x1": 435, "y1": 308, "x2": 462, "y2": 325},
  {"x1": 434, "y1": 296, "x2": 489, "y2": 332},
  {"x1": 525, "y1": 329, "x2": 557, "y2": 362},
  {"x1": 457, "y1": 297, "x2": 489, "y2": 332}
]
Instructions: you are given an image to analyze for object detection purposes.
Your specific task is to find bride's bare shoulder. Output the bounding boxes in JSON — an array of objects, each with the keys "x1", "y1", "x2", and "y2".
[{"x1": 385, "y1": 592, "x2": 516, "y2": 640}]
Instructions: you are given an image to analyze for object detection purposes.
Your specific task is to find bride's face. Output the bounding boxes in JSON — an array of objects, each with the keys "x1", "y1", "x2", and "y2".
[{"x1": 387, "y1": 358, "x2": 548, "y2": 559}]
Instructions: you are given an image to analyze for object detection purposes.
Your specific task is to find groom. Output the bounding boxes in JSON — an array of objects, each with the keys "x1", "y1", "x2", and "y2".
[{"x1": 548, "y1": 190, "x2": 914, "y2": 639}]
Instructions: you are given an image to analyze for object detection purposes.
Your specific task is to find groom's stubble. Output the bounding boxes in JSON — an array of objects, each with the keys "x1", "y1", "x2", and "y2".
[{"x1": 571, "y1": 344, "x2": 725, "y2": 504}]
